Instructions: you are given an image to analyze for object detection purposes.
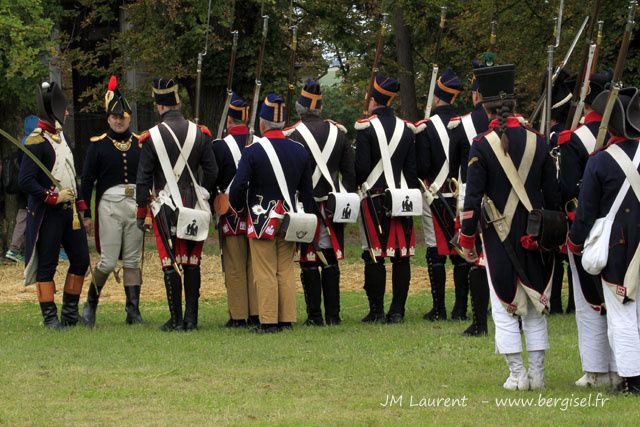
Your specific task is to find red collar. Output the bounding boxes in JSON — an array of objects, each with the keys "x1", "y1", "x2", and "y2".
[
  {"x1": 606, "y1": 136, "x2": 628, "y2": 147},
  {"x1": 489, "y1": 117, "x2": 522, "y2": 129},
  {"x1": 583, "y1": 111, "x2": 603, "y2": 125},
  {"x1": 37, "y1": 120, "x2": 57, "y2": 134},
  {"x1": 228, "y1": 124, "x2": 249, "y2": 136},
  {"x1": 263, "y1": 130, "x2": 285, "y2": 139}
]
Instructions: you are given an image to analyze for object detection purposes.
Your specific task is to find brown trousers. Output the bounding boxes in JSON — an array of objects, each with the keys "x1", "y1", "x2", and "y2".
[
  {"x1": 223, "y1": 235, "x2": 257, "y2": 319},
  {"x1": 249, "y1": 236, "x2": 297, "y2": 324}
]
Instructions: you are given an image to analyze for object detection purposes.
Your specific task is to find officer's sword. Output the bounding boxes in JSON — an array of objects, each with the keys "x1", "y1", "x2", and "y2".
[{"x1": 0, "y1": 128, "x2": 61, "y2": 188}]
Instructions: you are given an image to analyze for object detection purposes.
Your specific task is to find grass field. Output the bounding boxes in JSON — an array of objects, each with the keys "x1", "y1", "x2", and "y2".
[{"x1": 1, "y1": 289, "x2": 639, "y2": 426}]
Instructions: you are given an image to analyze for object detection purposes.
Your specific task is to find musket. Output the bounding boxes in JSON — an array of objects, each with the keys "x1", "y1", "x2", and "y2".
[
  {"x1": 553, "y1": 0, "x2": 565, "y2": 48},
  {"x1": 543, "y1": 45, "x2": 554, "y2": 141},
  {"x1": 569, "y1": 43, "x2": 596, "y2": 130},
  {"x1": 595, "y1": 0, "x2": 637, "y2": 150},
  {"x1": 529, "y1": 16, "x2": 589, "y2": 126},
  {"x1": 248, "y1": 15, "x2": 269, "y2": 142},
  {"x1": 285, "y1": 25, "x2": 298, "y2": 126},
  {"x1": 490, "y1": 20, "x2": 497, "y2": 52},
  {"x1": 194, "y1": 0, "x2": 213, "y2": 125},
  {"x1": 216, "y1": 31, "x2": 239, "y2": 139},
  {"x1": 423, "y1": 6, "x2": 447, "y2": 119},
  {"x1": 591, "y1": 20, "x2": 604, "y2": 74},
  {"x1": 0, "y1": 128, "x2": 61, "y2": 188},
  {"x1": 564, "y1": 0, "x2": 604, "y2": 129},
  {"x1": 363, "y1": 13, "x2": 389, "y2": 116}
]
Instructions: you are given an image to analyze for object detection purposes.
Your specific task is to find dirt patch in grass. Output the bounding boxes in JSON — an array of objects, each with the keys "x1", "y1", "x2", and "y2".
[{"x1": 0, "y1": 249, "x2": 451, "y2": 304}]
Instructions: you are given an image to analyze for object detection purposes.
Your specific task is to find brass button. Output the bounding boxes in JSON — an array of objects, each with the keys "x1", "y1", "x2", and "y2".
[
  {"x1": 123, "y1": 159, "x2": 127, "y2": 164},
  {"x1": 625, "y1": 208, "x2": 631, "y2": 213},
  {"x1": 122, "y1": 153, "x2": 126, "y2": 157},
  {"x1": 124, "y1": 179, "x2": 129, "y2": 183}
]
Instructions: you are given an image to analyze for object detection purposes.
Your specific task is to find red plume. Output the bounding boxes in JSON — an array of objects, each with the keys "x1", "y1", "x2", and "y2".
[{"x1": 108, "y1": 75, "x2": 117, "y2": 91}]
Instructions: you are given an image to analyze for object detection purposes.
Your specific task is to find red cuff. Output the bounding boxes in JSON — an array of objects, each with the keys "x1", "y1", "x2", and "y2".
[
  {"x1": 44, "y1": 190, "x2": 58, "y2": 205},
  {"x1": 567, "y1": 237, "x2": 583, "y2": 255},
  {"x1": 459, "y1": 232, "x2": 476, "y2": 249},
  {"x1": 76, "y1": 199, "x2": 87, "y2": 211},
  {"x1": 567, "y1": 211, "x2": 576, "y2": 222},
  {"x1": 136, "y1": 207, "x2": 148, "y2": 219},
  {"x1": 520, "y1": 234, "x2": 539, "y2": 251}
]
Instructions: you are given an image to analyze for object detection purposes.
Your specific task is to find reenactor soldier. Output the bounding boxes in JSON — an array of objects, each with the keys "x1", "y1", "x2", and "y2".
[
  {"x1": 229, "y1": 93, "x2": 315, "y2": 333},
  {"x1": 558, "y1": 69, "x2": 619, "y2": 387},
  {"x1": 447, "y1": 60, "x2": 491, "y2": 336},
  {"x1": 19, "y1": 81, "x2": 90, "y2": 329},
  {"x1": 136, "y1": 78, "x2": 218, "y2": 331},
  {"x1": 355, "y1": 75, "x2": 419, "y2": 324},
  {"x1": 545, "y1": 70, "x2": 577, "y2": 315},
  {"x1": 285, "y1": 79, "x2": 356, "y2": 326},
  {"x1": 460, "y1": 64, "x2": 561, "y2": 391},
  {"x1": 546, "y1": 70, "x2": 575, "y2": 148},
  {"x1": 414, "y1": 70, "x2": 469, "y2": 321},
  {"x1": 80, "y1": 76, "x2": 144, "y2": 327},
  {"x1": 212, "y1": 93, "x2": 259, "y2": 328},
  {"x1": 568, "y1": 87, "x2": 640, "y2": 394}
]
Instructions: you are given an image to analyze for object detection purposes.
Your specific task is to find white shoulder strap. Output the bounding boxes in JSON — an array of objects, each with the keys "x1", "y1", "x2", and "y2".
[
  {"x1": 429, "y1": 115, "x2": 451, "y2": 192},
  {"x1": 461, "y1": 114, "x2": 478, "y2": 145},
  {"x1": 295, "y1": 122, "x2": 338, "y2": 192},
  {"x1": 223, "y1": 134, "x2": 242, "y2": 168},
  {"x1": 161, "y1": 122, "x2": 206, "y2": 210},
  {"x1": 256, "y1": 137, "x2": 296, "y2": 212},
  {"x1": 364, "y1": 117, "x2": 405, "y2": 189},
  {"x1": 605, "y1": 144, "x2": 640, "y2": 220},
  {"x1": 485, "y1": 130, "x2": 536, "y2": 212},
  {"x1": 370, "y1": 117, "x2": 405, "y2": 190},
  {"x1": 150, "y1": 125, "x2": 184, "y2": 208},
  {"x1": 574, "y1": 125, "x2": 597, "y2": 155},
  {"x1": 172, "y1": 125, "x2": 196, "y2": 179}
]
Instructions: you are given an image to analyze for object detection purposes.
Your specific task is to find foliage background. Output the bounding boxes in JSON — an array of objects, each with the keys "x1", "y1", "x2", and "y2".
[{"x1": 1, "y1": 0, "x2": 639, "y2": 250}]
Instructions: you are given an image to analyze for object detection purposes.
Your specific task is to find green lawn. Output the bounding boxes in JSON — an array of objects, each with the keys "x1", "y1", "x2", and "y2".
[{"x1": 1, "y1": 290, "x2": 637, "y2": 426}]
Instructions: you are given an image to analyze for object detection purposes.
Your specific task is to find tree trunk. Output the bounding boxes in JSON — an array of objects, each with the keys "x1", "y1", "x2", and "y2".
[{"x1": 393, "y1": 5, "x2": 419, "y2": 122}]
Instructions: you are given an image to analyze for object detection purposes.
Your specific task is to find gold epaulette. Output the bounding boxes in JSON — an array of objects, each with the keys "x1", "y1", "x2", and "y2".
[
  {"x1": 90, "y1": 133, "x2": 107, "y2": 142},
  {"x1": 25, "y1": 128, "x2": 45, "y2": 145}
]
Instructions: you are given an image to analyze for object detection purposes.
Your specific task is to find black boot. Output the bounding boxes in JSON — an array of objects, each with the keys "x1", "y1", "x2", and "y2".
[
  {"x1": 60, "y1": 293, "x2": 81, "y2": 327},
  {"x1": 451, "y1": 261, "x2": 470, "y2": 320},
  {"x1": 124, "y1": 286, "x2": 143, "y2": 324},
  {"x1": 39, "y1": 302, "x2": 64, "y2": 330},
  {"x1": 301, "y1": 265, "x2": 324, "y2": 326},
  {"x1": 82, "y1": 269, "x2": 109, "y2": 328},
  {"x1": 361, "y1": 252, "x2": 386, "y2": 324},
  {"x1": 247, "y1": 315, "x2": 260, "y2": 327},
  {"x1": 225, "y1": 319, "x2": 247, "y2": 328},
  {"x1": 424, "y1": 247, "x2": 447, "y2": 321},
  {"x1": 321, "y1": 263, "x2": 341, "y2": 325},
  {"x1": 463, "y1": 266, "x2": 489, "y2": 336},
  {"x1": 387, "y1": 259, "x2": 410, "y2": 323},
  {"x1": 161, "y1": 268, "x2": 183, "y2": 332},
  {"x1": 82, "y1": 282, "x2": 104, "y2": 328},
  {"x1": 183, "y1": 266, "x2": 201, "y2": 331},
  {"x1": 613, "y1": 376, "x2": 640, "y2": 394}
]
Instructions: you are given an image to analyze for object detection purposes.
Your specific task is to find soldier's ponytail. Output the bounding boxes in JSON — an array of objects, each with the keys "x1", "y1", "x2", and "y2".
[{"x1": 484, "y1": 99, "x2": 517, "y2": 154}]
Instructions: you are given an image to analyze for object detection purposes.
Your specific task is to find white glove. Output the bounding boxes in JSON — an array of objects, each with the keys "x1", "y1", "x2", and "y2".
[{"x1": 57, "y1": 188, "x2": 75, "y2": 204}]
